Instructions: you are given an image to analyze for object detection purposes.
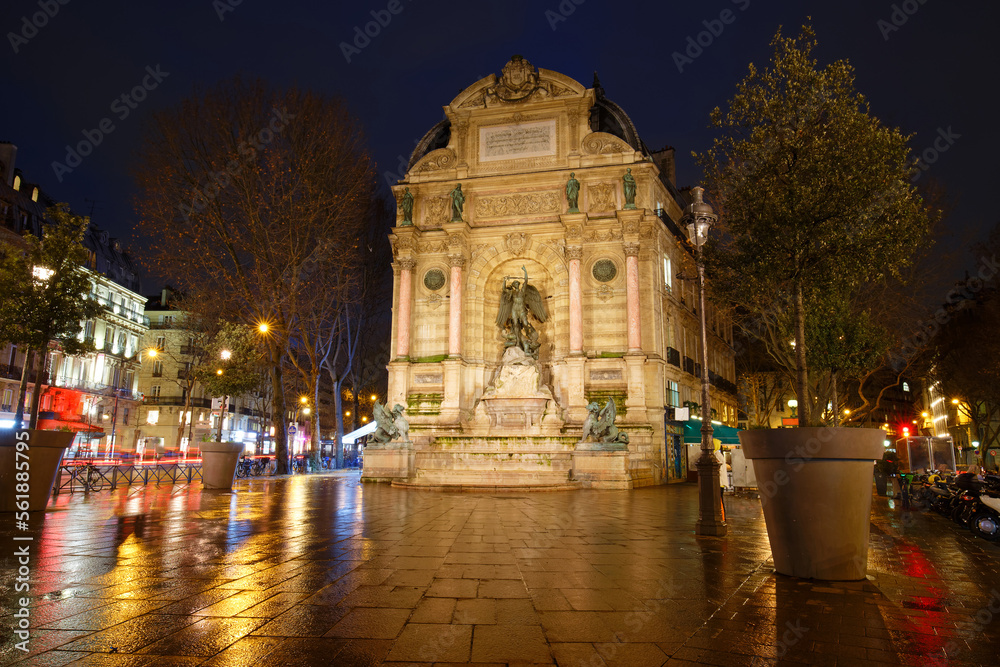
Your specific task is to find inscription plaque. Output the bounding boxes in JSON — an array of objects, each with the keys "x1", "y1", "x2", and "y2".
[{"x1": 480, "y1": 119, "x2": 556, "y2": 162}]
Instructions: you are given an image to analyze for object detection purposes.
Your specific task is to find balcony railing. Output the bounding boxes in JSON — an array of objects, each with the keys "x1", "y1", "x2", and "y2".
[
  {"x1": 89, "y1": 294, "x2": 150, "y2": 327},
  {"x1": 49, "y1": 376, "x2": 143, "y2": 401},
  {"x1": 683, "y1": 356, "x2": 696, "y2": 375},
  {"x1": 666, "y1": 348, "x2": 680, "y2": 367},
  {"x1": 145, "y1": 395, "x2": 213, "y2": 409}
]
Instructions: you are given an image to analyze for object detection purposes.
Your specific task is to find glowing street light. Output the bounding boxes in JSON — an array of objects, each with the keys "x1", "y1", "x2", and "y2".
[
  {"x1": 220, "y1": 349, "x2": 232, "y2": 360},
  {"x1": 682, "y1": 185, "x2": 725, "y2": 537},
  {"x1": 216, "y1": 369, "x2": 223, "y2": 375},
  {"x1": 370, "y1": 394, "x2": 377, "y2": 402},
  {"x1": 258, "y1": 322, "x2": 270, "y2": 334}
]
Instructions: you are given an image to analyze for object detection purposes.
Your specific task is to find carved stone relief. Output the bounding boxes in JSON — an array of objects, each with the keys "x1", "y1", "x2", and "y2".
[
  {"x1": 475, "y1": 192, "x2": 560, "y2": 218},
  {"x1": 504, "y1": 232, "x2": 529, "y2": 256},
  {"x1": 426, "y1": 197, "x2": 450, "y2": 225},
  {"x1": 581, "y1": 132, "x2": 632, "y2": 155},
  {"x1": 588, "y1": 183, "x2": 617, "y2": 213},
  {"x1": 584, "y1": 228, "x2": 623, "y2": 243},
  {"x1": 415, "y1": 148, "x2": 457, "y2": 172}
]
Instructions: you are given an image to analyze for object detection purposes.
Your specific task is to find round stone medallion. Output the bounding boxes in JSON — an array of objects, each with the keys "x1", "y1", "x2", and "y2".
[
  {"x1": 592, "y1": 259, "x2": 618, "y2": 283},
  {"x1": 423, "y1": 269, "x2": 446, "y2": 291}
]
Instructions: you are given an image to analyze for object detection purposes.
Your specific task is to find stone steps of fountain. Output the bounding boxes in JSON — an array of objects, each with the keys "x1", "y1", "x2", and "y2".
[{"x1": 404, "y1": 465, "x2": 576, "y2": 489}]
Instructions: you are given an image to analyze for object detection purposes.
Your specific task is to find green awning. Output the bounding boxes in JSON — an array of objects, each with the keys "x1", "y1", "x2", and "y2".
[{"x1": 682, "y1": 419, "x2": 742, "y2": 445}]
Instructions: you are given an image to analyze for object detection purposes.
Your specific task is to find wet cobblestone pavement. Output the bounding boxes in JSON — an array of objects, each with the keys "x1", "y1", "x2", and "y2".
[{"x1": 2, "y1": 472, "x2": 999, "y2": 666}]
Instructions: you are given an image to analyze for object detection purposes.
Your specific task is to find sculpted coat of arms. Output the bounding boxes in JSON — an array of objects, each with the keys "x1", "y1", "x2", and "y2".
[{"x1": 488, "y1": 55, "x2": 540, "y2": 102}]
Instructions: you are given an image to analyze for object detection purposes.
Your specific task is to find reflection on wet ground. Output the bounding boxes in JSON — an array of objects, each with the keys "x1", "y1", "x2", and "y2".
[{"x1": 1, "y1": 472, "x2": 999, "y2": 665}]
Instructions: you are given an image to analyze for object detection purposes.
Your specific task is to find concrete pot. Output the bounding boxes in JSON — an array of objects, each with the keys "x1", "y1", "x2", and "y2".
[
  {"x1": 740, "y1": 427, "x2": 885, "y2": 580},
  {"x1": 200, "y1": 441, "x2": 245, "y2": 490},
  {"x1": 0, "y1": 429, "x2": 76, "y2": 512}
]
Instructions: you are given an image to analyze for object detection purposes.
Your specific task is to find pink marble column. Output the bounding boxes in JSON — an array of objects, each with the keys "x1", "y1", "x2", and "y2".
[
  {"x1": 624, "y1": 242, "x2": 641, "y2": 352},
  {"x1": 396, "y1": 258, "x2": 416, "y2": 359},
  {"x1": 448, "y1": 255, "x2": 465, "y2": 357},
  {"x1": 566, "y1": 247, "x2": 583, "y2": 354}
]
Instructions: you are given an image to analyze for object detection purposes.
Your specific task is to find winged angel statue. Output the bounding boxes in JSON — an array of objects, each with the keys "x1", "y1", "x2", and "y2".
[
  {"x1": 582, "y1": 399, "x2": 629, "y2": 445},
  {"x1": 495, "y1": 266, "x2": 548, "y2": 359},
  {"x1": 372, "y1": 402, "x2": 409, "y2": 444}
]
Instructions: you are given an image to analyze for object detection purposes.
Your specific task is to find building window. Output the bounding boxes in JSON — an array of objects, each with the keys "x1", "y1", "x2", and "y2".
[
  {"x1": 2, "y1": 388, "x2": 12, "y2": 412},
  {"x1": 902, "y1": 382, "x2": 910, "y2": 393},
  {"x1": 155, "y1": 336, "x2": 165, "y2": 351},
  {"x1": 147, "y1": 409, "x2": 159, "y2": 425},
  {"x1": 150, "y1": 385, "x2": 161, "y2": 398},
  {"x1": 663, "y1": 256, "x2": 672, "y2": 292},
  {"x1": 122, "y1": 407, "x2": 130, "y2": 425},
  {"x1": 152, "y1": 360, "x2": 163, "y2": 377},
  {"x1": 666, "y1": 381, "x2": 680, "y2": 408}
]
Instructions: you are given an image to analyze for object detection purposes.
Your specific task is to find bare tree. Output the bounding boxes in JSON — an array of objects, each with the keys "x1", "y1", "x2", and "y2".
[{"x1": 133, "y1": 78, "x2": 375, "y2": 473}]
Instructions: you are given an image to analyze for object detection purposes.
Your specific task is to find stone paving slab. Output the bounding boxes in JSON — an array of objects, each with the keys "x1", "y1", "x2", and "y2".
[{"x1": 2, "y1": 472, "x2": 999, "y2": 666}]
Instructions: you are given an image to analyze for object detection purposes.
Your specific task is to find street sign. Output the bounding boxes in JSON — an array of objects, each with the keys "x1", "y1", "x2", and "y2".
[
  {"x1": 990, "y1": 450, "x2": 998, "y2": 457},
  {"x1": 287, "y1": 425, "x2": 297, "y2": 435}
]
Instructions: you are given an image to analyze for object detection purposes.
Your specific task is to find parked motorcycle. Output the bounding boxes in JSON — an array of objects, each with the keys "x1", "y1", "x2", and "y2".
[{"x1": 969, "y1": 474, "x2": 1000, "y2": 541}]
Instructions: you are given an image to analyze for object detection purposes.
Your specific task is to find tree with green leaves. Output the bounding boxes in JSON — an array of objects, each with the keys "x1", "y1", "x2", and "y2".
[
  {"x1": 699, "y1": 23, "x2": 936, "y2": 426},
  {"x1": 194, "y1": 322, "x2": 266, "y2": 442},
  {"x1": 0, "y1": 204, "x2": 101, "y2": 429}
]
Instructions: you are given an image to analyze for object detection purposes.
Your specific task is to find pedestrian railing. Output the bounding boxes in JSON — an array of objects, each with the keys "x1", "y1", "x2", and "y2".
[{"x1": 53, "y1": 462, "x2": 203, "y2": 494}]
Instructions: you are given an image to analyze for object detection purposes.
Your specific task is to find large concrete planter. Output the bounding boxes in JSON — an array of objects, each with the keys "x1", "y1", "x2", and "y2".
[
  {"x1": 740, "y1": 427, "x2": 884, "y2": 580},
  {"x1": 200, "y1": 441, "x2": 244, "y2": 490},
  {"x1": 0, "y1": 429, "x2": 76, "y2": 512}
]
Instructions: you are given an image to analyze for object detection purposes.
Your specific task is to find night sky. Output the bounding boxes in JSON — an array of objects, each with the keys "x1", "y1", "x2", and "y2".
[{"x1": 2, "y1": 0, "x2": 996, "y2": 292}]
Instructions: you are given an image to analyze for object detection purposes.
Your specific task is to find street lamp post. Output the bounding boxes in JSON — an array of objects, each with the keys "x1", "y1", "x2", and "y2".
[{"x1": 683, "y1": 186, "x2": 727, "y2": 537}]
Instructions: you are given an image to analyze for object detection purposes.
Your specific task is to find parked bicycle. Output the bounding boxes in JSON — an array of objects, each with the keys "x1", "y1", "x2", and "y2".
[{"x1": 235, "y1": 455, "x2": 276, "y2": 477}]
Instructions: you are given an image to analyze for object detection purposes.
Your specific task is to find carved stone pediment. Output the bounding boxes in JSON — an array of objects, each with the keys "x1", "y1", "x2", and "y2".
[
  {"x1": 581, "y1": 132, "x2": 633, "y2": 155},
  {"x1": 453, "y1": 57, "x2": 586, "y2": 110},
  {"x1": 413, "y1": 148, "x2": 456, "y2": 173}
]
